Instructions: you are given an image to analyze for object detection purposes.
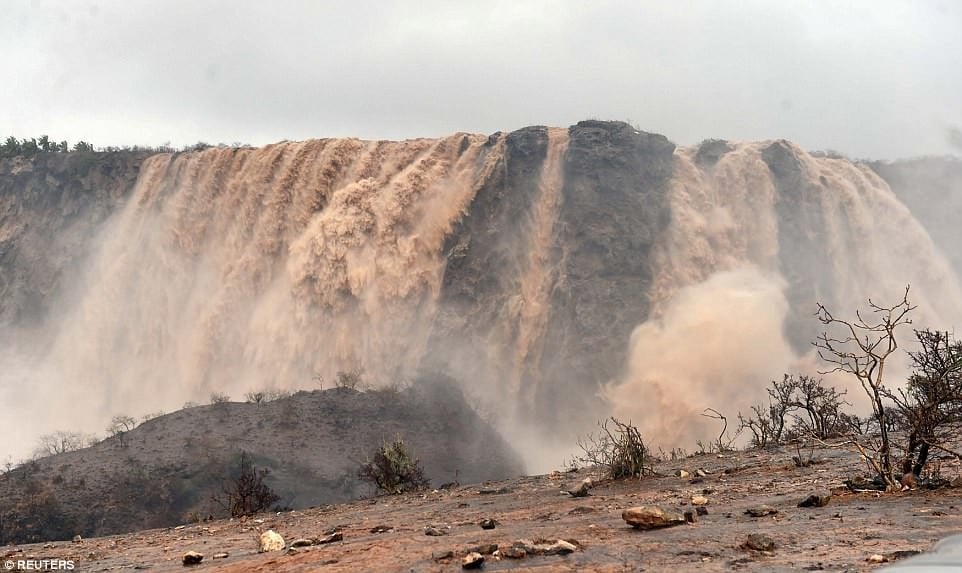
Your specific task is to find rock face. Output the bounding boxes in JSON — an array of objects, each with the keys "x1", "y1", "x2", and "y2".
[
  {"x1": 622, "y1": 506, "x2": 687, "y2": 529},
  {"x1": 0, "y1": 152, "x2": 148, "y2": 323}
]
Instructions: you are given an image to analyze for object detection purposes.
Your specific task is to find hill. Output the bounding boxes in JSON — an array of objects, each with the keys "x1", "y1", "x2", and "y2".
[{"x1": 0, "y1": 376, "x2": 522, "y2": 545}]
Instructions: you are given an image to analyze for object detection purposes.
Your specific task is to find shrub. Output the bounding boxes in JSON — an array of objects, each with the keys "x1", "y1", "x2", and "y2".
[
  {"x1": 358, "y1": 437, "x2": 430, "y2": 494},
  {"x1": 572, "y1": 417, "x2": 651, "y2": 479},
  {"x1": 212, "y1": 451, "x2": 279, "y2": 517},
  {"x1": 335, "y1": 370, "x2": 364, "y2": 390},
  {"x1": 738, "y1": 374, "x2": 852, "y2": 447}
]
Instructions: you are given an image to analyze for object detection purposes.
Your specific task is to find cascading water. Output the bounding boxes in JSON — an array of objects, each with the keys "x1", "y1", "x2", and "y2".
[
  {"x1": 608, "y1": 140, "x2": 962, "y2": 447},
  {"x1": 2, "y1": 122, "x2": 960, "y2": 468}
]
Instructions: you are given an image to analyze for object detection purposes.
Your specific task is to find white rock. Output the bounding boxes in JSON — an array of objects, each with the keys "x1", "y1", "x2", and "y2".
[{"x1": 259, "y1": 529, "x2": 285, "y2": 552}]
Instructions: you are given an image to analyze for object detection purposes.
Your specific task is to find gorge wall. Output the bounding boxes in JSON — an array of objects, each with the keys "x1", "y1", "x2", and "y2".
[{"x1": 2, "y1": 121, "x2": 961, "y2": 467}]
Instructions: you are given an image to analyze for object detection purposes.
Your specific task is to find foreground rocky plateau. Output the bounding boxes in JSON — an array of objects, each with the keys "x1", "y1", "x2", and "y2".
[{"x1": 5, "y1": 442, "x2": 960, "y2": 572}]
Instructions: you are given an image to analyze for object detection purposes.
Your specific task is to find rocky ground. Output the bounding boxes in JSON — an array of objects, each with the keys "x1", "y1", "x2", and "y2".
[{"x1": 5, "y1": 443, "x2": 961, "y2": 572}]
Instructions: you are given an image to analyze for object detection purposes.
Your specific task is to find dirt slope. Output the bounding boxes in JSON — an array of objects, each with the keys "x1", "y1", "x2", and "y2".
[{"x1": 6, "y1": 442, "x2": 960, "y2": 572}]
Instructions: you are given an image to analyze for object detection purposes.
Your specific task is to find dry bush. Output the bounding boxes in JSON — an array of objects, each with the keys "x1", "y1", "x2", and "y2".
[
  {"x1": 212, "y1": 451, "x2": 279, "y2": 517},
  {"x1": 33, "y1": 431, "x2": 96, "y2": 458},
  {"x1": 335, "y1": 369, "x2": 364, "y2": 390},
  {"x1": 358, "y1": 437, "x2": 430, "y2": 494},
  {"x1": 738, "y1": 374, "x2": 852, "y2": 448},
  {"x1": 209, "y1": 392, "x2": 231, "y2": 404},
  {"x1": 886, "y1": 329, "x2": 962, "y2": 478},
  {"x1": 573, "y1": 417, "x2": 652, "y2": 479}
]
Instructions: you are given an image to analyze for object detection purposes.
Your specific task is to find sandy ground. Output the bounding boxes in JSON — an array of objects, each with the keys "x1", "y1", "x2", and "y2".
[{"x1": 5, "y1": 444, "x2": 961, "y2": 572}]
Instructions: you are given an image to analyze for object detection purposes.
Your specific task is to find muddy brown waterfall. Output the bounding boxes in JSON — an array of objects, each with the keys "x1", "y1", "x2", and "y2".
[{"x1": 1, "y1": 121, "x2": 961, "y2": 468}]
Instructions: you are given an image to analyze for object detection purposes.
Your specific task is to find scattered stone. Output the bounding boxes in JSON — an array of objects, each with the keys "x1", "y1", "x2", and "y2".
[
  {"x1": 370, "y1": 525, "x2": 393, "y2": 533},
  {"x1": 676, "y1": 470, "x2": 690, "y2": 478},
  {"x1": 695, "y1": 468, "x2": 708, "y2": 477},
  {"x1": 702, "y1": 487, "x2": 715, "y2": 495},
  {"x1": 479, "y1": 518, "x2": 497, "y2": 530},
  {"x1": 696, "y1": 506, "x2": 709, "y2": 516},
  {"x1": 182, "y1": 551, "x2": 203, "y2": 566},
  {"x1": 743, "y1": 533, "x2": 776, "y2": 552},
  {"x1": 478, "y1": 487, "x2": 512, "y2": 495},
  {"x1": 684, "y1": 510, "x2": 697, "y2": 523},
  {"x1": 259, "y1": 529, "x2": 285, "y2": 552},
  {"x1": 289, "y1": 538, "x2": 314, "y2": 548},
  {"x1": 798, "y1": 492, "x2": 832, "y2": 508},
  {"x1": 502, "y1": 545, "x2": 526, "y2": 559},
  {"x1": 691, "y1": 495, "x2": 709, "y2": 506},
  {"x1": 461, "y1": 552, "x2": 484, "y2": 569},
  {"x1": 432, "y1": 550, "x2": 454, "y2": 562},
  {"x1": 844, "y1": 476, "x2": 887, "y2": 492},
  {"x1": 744, "y1": 505, "x2": 778, "y2": 517},
  {"x1": 566, "y1": 477, "x2": 593, "y2": 497},
  {"x1": 622, "y1": 506, "x2": 687, "y2": 529},
  {"x1": 867, "y1": 554, "x2": 886, "y2": 563},
  {"x1": 888, "y1": 550, "x2": 923, "y2": 561},
  {"x1": 72, "y1": 535, "x2": 83, "y2": 543},
  {"x1": 212, "y1": 553, "x2": 229, "y2": 560},
  {"x1": 469, "y1": 543, "x2": 499, "y2": 555},
  {"x1": 513, "y1": 539, "x2": 578, "y2": 556},
  {"x1": 424, "y1": 526, "x2": 448, "y2": 536},
  {"x1": 540, "y1": 540, "x2": 577, "y2": 555},
  {"x1": 316, "y1": 532, "x2": 343, "y2": 544}
]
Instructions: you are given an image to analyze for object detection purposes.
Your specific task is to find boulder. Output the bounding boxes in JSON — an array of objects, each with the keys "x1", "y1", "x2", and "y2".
[
  {"x1": 622, "y1": 506, "x2": 687, "y2": 529},
  {"x1": 259, "y1": 529, "x2": 285, "y2": 552}
]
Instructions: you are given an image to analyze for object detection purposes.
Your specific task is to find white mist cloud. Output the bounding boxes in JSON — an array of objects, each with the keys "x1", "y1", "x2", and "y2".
[{"x1": 605, "y1": 266, "x2": 799, "y2": 448}]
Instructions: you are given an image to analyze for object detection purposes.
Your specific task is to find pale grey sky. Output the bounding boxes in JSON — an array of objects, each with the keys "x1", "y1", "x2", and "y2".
[{"x1": 2, "y1": 0, "x2": 960, "y2": 158}]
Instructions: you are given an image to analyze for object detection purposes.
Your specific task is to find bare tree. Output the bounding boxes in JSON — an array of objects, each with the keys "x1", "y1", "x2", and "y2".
[
  {"x1": 34, "y1": 431, "x2": 95, "y2": 457},
  {"x1": 106, "y1": 415, "x2": 137, "y2": 448},
  {"x1": 212, "y1": 451, "x2": 280, "y2": 517},
  {"x1": 814, "y1": 286, "x2": 915, "y2": 489}
]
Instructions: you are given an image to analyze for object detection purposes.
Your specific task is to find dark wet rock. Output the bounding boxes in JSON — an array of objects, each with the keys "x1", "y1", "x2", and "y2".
[
  {"x1": 798, "y1": 492, "x2": 832, "y2": 508},
  {"x1": 845, "y1": 476, "x2": 887, "y2": 492},
  {"x1": 684, "y1": 510, "x2": 697, "y2": 523},
  {"x1": 696, "y1": 506, "x2": 709, "y2": 516},
  {"x1": 478, "y1": 487, "x2": 512, "y2": 495},
  {"x1": 182, "y1": 551, "x2": 203, "y2": 566},
  {"x1": 745, "y1": 505, "x2": 779, "y2": 517},
  {"x1": 743, "y1": 533, "x2": 776, "y2": 551},
  {"x1": 695, "y1": 139, "x2": 733, "y2": 166},
  {"x1": 289, "y1": 538, "x2": 314, "y2": 548},
  {"x1": 370, "y1": 525, "x2": 393, "y2": 534},
  {"x1": 622, "y1": 506, "x2": 687, "y2": 529},
  {"x1": 461, "y1": 552, "x2": 484, "y2": 569},
  {"x1": 479, "y1": 518, "x2": 497, "y2": 530},
  {"x1": 468, "y1": 543, "x2": 498, "y2": 555},
  {"x1": 566, "y1": 477, "x2": 593, "y2": 497},
  {"x1": 316, "y1": 531, "x2": 343, "y2": 544}
]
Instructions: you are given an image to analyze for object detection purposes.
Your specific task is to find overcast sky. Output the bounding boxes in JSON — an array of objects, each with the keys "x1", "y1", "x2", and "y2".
[{"x1": 2, "y1": 0, "x2": 960, "y2": 159}]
